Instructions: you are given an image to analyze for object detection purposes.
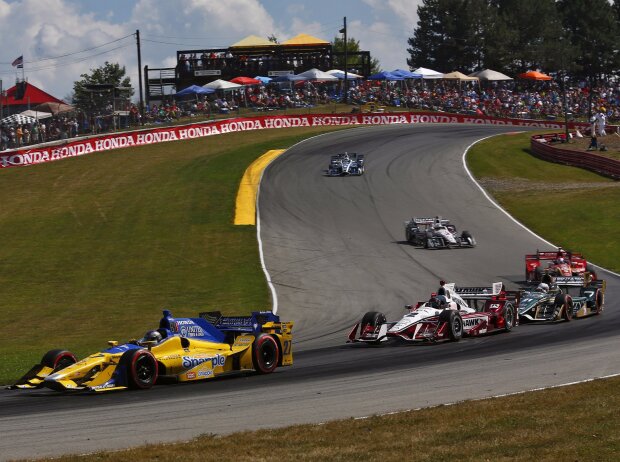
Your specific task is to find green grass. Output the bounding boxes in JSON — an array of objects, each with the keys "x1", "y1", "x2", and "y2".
[
  {"x1": 467, "y1": 131, "x2": 620, "y2": 272},
  {"x1": 0, "y1": 126, "x2": 345, "y2": 384}
]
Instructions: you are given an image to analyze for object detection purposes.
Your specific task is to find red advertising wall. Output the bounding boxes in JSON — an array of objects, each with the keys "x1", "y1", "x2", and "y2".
[{"x1": 0, "y1": 112, "x2": 589, "y2": 169}]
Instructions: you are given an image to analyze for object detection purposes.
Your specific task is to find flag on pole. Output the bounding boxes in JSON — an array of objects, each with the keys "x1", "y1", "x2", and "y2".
[{"x1": 12, "y1": 55, "x2": 23, "y2": 68}]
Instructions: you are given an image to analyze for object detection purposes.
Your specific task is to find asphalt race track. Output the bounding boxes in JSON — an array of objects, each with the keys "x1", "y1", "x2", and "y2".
[{"x1": 1, "y1": 124, "x2": 618, "y2": 461}]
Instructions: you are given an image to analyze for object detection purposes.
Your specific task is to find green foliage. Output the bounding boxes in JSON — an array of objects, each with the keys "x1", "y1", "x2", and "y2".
[
  {"x1": 406, "y1": 0, "x2": 618, "y2": 76},
  {"x1": 332, "y1": 36, "x2": 380, "y2": 74},
  {"x1": 72, "y1": 61, "x2": 134, "y2": 115}
]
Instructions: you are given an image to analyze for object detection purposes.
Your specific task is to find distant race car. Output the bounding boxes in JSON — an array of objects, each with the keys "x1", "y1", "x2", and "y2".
[
  {"x1": 10, "y1": 310, "x2": 293, "y2": 392},
  {"x1": 325, "y1": 152, "x2": 365, "y2": 176},
  {"x1": 525, "y1": 248, "x2": 597, "y2": 283},
  {"x1": 347, "y1": 281, "x2": 517, "y2": 344},
  {"x1": 404, "y1": 217, "x2": 475, "y2": 249},
  {"x1": 518, "y1": 274, "x2": 605, "y2": 322}
]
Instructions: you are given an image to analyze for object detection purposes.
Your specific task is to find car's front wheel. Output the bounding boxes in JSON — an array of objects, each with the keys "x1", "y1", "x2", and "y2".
[{"x1": 120, "y1": 349, "x2": 158, "y2": 389}]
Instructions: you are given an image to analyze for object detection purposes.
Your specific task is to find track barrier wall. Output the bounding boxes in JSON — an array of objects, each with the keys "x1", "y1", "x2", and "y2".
[{"x1": 1, "y1": 112, "x2": 614, "y2": 177}]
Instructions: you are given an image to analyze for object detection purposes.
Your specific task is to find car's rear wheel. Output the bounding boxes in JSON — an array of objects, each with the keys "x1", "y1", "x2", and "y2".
[
  {"x1": 593, "y1": 289, "x2": 604, "y2": 314},
  {"x1": 253, "y1": 334, "x2": 280, "y2": 374},
  {"x1": 554, "y1": 293, "x2": 573, "y2": 321},
  {"x1": 41, "y1": 349, "x2": 77, "y2": 372},
  {"x1": 120, "y1": 349, "x2": 158, "y2": 389}
]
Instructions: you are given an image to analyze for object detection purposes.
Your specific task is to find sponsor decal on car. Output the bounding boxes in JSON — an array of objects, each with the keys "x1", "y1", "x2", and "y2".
[
  {"x1": 462, "y1": 317, "x2": 483, "y2": 328},
  {"x1": 186, "y1": 371, "x2": 196, "y2": 379},
  {"x1": 182, "y1": 354, "x2": 226, "y2": 369}
]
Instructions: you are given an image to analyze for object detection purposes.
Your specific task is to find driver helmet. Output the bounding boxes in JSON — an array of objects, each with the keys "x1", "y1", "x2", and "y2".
[
  {"x1": 435, "y1": 295, "x2": 448, "y2": 308},
  {"x1": 138, "y1": 330, "x2": 162, "y2": 346},
  {"x1": 428, "y1": 297, "x2": 440, "y2": 308},
  {"x1": 557, "y1": 257, "x2": 565, "y2": 263},
  {"x1": 536, "y1": 283, "x2": 549, "y2": 293}
]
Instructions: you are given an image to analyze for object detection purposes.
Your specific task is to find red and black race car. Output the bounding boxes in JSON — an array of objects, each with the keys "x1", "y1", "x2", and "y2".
[
  {"x1": 525, "y1": 248, "x2": 597, "y2": 283},
  {"x1": 347, "y1": 282, "x2": 519, "y2": 344}
]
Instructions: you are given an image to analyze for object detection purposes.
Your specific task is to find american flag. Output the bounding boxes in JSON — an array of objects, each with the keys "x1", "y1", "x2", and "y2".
[{"x1": 12, "y1": 55, "x2": 23, "y2": 68}]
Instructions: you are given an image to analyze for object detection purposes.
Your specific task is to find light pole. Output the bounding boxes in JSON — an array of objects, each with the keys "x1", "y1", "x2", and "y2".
[{"x1": 339, "y1": 17, "x2": 348, "y2": 104}]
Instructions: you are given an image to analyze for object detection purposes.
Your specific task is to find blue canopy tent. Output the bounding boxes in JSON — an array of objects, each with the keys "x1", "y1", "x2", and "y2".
[
  {"x1": 273, "y1": 74, "x2": 308, "y2": 82},
  {"x1": 175, "y1": 85, "x2": 215, "y2": 96},
  {"x1": 391, "y1": 69, "x2": 423, "y2": 79},
  {"x1": 367, "y1": 71, "x2": 404, "y2": 81},
  {"x1": 254, "y1": 76, "x2": 273, "y2": 84}
]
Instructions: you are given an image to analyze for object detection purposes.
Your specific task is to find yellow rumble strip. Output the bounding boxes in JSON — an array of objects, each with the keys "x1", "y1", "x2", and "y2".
[{"x1": 234, "y1": 149, "x2": 285, "y2": 225}]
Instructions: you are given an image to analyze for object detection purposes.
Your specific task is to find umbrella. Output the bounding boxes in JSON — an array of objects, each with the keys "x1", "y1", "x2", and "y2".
[
  {"x1": 203, "y1": 79, "x2": 243, "y2": 90},
  {"x1": 34, "y1": 102, "x2": 75, "y2": 115},
  {"x1": 412, "y1": 67, "x2": 444, "y2": 79},
  {"x1": 518, "y1": 70, "x2": 552, "y2": 81},
  {"x1": 442, "y1": 71, "x2": 479, "y2": 81},
  {"x1": 20, "y1": 109, "x2": 53, "y2": 119},
  {"x1": 230, "y1": 76, "x2": 262, "y2": 85},
  {"x1": 469, "y1": 69, "x2": 513, "y2": 81},
  {"x1": 391, "y1": 69, "x2": 423, "y2": 79},
  {"x1": 296, "y1": 68, "x2": 338, "y2": 82},
  {"x1": 367, "y1": 71, "x2": 404, "y2": 81},
  {"x1": 1, "y1": 114, "x2": 36, "y2": 126},
  {"x1": 175, "y1": 85, "x2": 215, "y2": 96}
]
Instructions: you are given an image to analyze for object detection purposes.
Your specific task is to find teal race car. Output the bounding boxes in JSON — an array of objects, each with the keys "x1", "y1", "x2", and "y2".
[{"x1": 518, "y1": 275, "x2": 605, "y2": 322}]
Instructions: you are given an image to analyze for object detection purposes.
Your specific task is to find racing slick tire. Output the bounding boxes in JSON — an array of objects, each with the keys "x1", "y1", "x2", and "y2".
[
  {"x1": 252, "y1": 334, "x2": 280, "y2": 374},
  {"x1": 586, "y1": 264, "x2": 597, "y2": 280},
  {"x1": 41, "y1": 349, "x2": 77, "y2": 372},
  {"x1": 554, "y1": 293, "x2": 573, "y2": 321},
  {"x1": 502, "y1": 304, "x2": 516, "y2": 331},
  {"x1": 593, "y1": 289, "x2": 604, "y2": 314},
  {"x1": 119, "y1": 349, "x2": 158, "y2": 389},
  {"x1": 533, "y1": 266, "x2": 543, "y2": 282},
  {"x1": 360, "y1": 311, "x2": 387, "y2": 344},
  {"x1": 438, "y1": 310, "x2": 463, "y2": 341},
  {"x1": 461, "y1": 231, "x2": 475, "y2": 247}
]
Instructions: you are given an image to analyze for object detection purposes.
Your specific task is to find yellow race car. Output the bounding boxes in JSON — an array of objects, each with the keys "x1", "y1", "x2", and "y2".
[{"x1": 10, "y1": 310, "x2": 293, "y2": 392}]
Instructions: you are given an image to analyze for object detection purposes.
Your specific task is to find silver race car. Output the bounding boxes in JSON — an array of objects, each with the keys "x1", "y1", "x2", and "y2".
[
  {"x1": 325, "y1": 152, "x2": 365, "y2": 176},
  {"x1": 404, "y1": 217, "x2": 475, "y2": 249}
]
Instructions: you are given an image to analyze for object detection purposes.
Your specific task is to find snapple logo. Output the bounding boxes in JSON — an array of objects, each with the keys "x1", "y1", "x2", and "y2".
[{"x1": 182, "y1": 354, "x2": 226, "y2": 369}]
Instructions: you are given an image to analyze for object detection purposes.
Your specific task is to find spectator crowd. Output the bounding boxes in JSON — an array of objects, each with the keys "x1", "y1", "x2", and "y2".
[{"x1": 2, "y1": 77, "x2": 619, "y2": 152}]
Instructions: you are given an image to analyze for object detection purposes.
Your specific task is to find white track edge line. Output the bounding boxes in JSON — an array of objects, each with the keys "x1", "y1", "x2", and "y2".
[{"x1": 461, "y1": 135, "x2": 620, "y2": 278}]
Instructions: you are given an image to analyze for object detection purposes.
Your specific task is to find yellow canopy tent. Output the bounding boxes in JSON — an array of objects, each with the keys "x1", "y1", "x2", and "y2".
[
  {"x1": 230, "y1": 35, "x2": 275, "y2": 48},
  {"x1": 281, "y1": 33, "x2": 330, "y2": 46}
]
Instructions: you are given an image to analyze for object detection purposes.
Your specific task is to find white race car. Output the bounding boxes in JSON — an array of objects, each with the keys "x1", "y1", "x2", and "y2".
[
  {"x1": 404, "y1": 217, "x2": 475, "y2": 249},
  {"x1": 348, "y1": 282, "x2": 517, "y2": 344}
]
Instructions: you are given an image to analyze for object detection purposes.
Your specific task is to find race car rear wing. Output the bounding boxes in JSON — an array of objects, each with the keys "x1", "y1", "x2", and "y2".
[
  {"x1": 526, "y1": 250, "x2": 583, "y2": 261},
  {"x1": 408, "y1": 217, "x2": 450, "y2": 226},
  {"x1": 554, "y1": 275, "x2": 605, "y2": 290},
  {"x1": 455, "y1": 282, "x2": 520, "y2": 302}
]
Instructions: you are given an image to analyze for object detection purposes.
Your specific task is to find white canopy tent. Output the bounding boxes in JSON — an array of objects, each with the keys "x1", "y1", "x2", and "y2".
[
  {"x1": 326, "y1": 69, "x2": 363, "y2": 79},
  {"x1": 20, "y1": 109, "x2": 53, "y2": 120},
  {"x1": 203, "y1": 79, "x2": 243, "y2": 90},
  {"x1": 297, "y1": 68, "x2": 338, "y2": 82},
  {"x1": 469, "y1": 69, "x2": 513, "y2": 81},
  {"x1": 412, "y1": 67, "x2": 444, "y2": 79}
]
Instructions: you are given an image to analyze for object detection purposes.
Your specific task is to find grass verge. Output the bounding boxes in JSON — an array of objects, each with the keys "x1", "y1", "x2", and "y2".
[
  {"x1": 466, "y1": 131, "x2": 620, "y2": 273},
  {"x1": 0, "y1": 126, "x2": 345, "y2": 384},
  {"x1": 49, "y1": 375, "x2": 620, "y2": 462}
]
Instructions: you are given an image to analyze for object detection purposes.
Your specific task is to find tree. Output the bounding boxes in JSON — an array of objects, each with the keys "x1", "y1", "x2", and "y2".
[
  {"x1": 557, "y1": 0, "x2": 620, "y2": 82},
  {"x1": 332, "y1": 36, "x2": 380, "y2": 74},
  {"x1": 72, "y1": 62, "x2": 134, "y2": 115}
]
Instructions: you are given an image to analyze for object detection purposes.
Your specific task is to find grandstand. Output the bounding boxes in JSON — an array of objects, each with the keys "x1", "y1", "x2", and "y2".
[{"x1": 144, "y1": 33, "x2": 371, "y2": 104}]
